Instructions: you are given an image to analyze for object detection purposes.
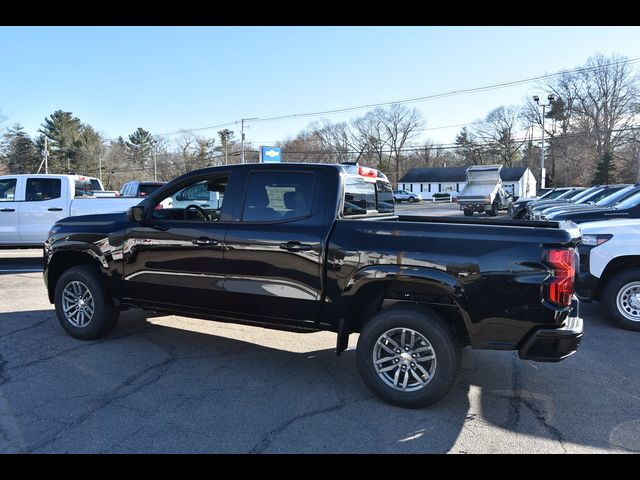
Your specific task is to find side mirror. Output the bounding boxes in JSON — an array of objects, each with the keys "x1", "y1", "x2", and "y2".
[{"x1": 128, "y1": 205, "x2": 146, "y2": 223}]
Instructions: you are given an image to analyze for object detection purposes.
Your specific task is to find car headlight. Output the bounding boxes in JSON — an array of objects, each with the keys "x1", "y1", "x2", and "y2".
[{"x1": 581, "y1": 234, "x2": 612, "y2": 246}]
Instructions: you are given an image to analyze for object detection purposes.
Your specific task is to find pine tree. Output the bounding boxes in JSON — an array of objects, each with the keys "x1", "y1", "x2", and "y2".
[
  {"x1": 37, "y1": 110, "x2": 83, "y2": 172},
  {"x1": 126, "y1": 128, "x2": 156, "y2": 169},
  {"x1": 592, "y1": 151, "x2": 616, "y2": 185},
  {"x1": 1, "y1": 124, "x2": 41, "y2": 174}
]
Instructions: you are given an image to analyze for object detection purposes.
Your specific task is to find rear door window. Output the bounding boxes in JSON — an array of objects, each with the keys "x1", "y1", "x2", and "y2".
[
  {"x1": 25, "y1": 178, "x2": 61, "y2": 201},
  {"x1": 242, "y1": 172, "x2": 314, "y2": 222}
]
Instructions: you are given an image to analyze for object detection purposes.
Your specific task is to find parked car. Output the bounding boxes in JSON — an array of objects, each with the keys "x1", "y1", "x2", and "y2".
[
  {"x1": 576, "y1": 218, "x2": 640, "y2": 331},
  {"x1": 0, "y1": 174, "x2": 142, "y2": 247},
  {"x1": 457, "y1": 165, "x2": 512, "y2": 216},
  {"x1": 535, "y1": 185, "x2": 631, "y2": 220},
  {"x1": 43, "y1": 163, "x2": 583, "y2": 408},
  {"x1": 393, "y1": 190, "x2": 423, "y2": 203},
  {"x1": 509, "y1": 187, "x2": 573, "y2": 219},
  {"x1": 547, "y1": 189, "x2": 640, "y2": 224},
  {"x1": 119, "y1": 181, "x2": 166, "y2": 198},
  {"x1": 522, "y1": 187, "x2": 586, "y2": 219}
]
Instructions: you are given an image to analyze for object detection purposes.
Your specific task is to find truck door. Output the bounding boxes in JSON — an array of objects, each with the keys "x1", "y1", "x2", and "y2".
[
  {"x1": 0, "y1": 177, "x2": 20, "y2": 244},
  {"x1": 18, "y1": 177, "x2": 67, "y2": 244},
  {"x1": 222, "y1": 169, "x2": 330, "y2": 328},
  {"x1": 122, "y1": 172, "x2": 238, "y2": 313}
]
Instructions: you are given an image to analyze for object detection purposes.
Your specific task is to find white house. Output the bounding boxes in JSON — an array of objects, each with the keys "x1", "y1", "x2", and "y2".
[{"x1": 398, "y1": 166, "x2": 537, "y2": 200}]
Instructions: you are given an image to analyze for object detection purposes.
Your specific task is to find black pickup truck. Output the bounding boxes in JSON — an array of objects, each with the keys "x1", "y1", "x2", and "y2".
[{"x1": 43, "y1": 163, "x2": 583, "y2": 408}]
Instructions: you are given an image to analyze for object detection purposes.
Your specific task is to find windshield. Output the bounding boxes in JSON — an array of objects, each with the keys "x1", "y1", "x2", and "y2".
[
  {"x1": 598, "y1": 186, "x2": 638, "y2": 206},
  {"x1": 544, "y1": 189, "x2": 572, "y2": 200},
  {"x1": 583, "y1": 186, "x2": 624, "y2": 205},
  {"x1": 573, "y1": 187, "x2": 604, "y2": 204},
  {"x1": 562, "y1": 188, "x2": 586, "y2": 200},
  {"x1": 569, "y1": 187, "x2": 597, "y2": 203},
  {"x1": 614, "y1": 190, "x2": 640, "y2": 210}
]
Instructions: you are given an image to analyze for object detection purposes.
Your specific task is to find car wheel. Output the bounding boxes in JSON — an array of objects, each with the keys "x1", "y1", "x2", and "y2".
[
  {"x1": 408, "y1": 197, "x2": 416, "y2": 203},
  {"x1": 54, "y1": 265, "x2": 120, "y2": 340},
  {"x1": 486, "y1": 203, "x2": 498, "y2": 216},
  {"x1": 602, "y1": 268, "x2": 640, "y2": 331},
  {"x1": 463, "y1": 209, "x2": 473, "y2": 216},
  {"x1": 356, "y1": 304, "x2": 461, "y2": 408}
]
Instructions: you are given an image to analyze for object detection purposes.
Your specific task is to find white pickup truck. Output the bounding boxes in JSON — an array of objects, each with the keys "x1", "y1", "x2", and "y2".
[
  {"x1": 575, "y1": 218, "x2": 640, "y2": 331},
  {"x1": 0, "y1": 174, "x2": 142, "y2": 247}
]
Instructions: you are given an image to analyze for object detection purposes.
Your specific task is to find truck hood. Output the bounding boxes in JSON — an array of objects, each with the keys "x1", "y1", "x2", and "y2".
[
  {"x1": 56, "y1": 211, "x2": 129, "y2": 226},
  {"x1": 548, "y1": 206, "x2": 615, "y2": 219},
  {"x1": 580, "y1": 217, "x2": 640, "y2": 233}
]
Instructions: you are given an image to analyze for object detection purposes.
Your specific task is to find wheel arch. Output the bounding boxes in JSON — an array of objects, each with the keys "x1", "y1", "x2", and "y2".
[
  {"x1": 336, "y1": 266, "x2": 470, "y2": 354},
  {"x1": 46, "y1": 249, "x2": 108, "y2": 303},
  {"x1": 595, "y1": 255, "x2": 640, "y2": 301}
]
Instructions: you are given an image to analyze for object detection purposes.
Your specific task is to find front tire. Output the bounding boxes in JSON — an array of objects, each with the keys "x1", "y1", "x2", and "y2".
[
  {"x1": 486, "y1": 202, "x2": 498, "y2": 216},
  {"x1": 602, "y1": 268, "x2": 640, "y2": 331},
  {"x1": 54, "y1": 265, "x2": 120, "y2": 340},
  {"x1": 356, "y1": 305, "x2": 461, "y2": 408}
]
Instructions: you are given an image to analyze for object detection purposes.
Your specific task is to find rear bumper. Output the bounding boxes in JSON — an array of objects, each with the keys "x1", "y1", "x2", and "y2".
[{"x1": 518, "y1": 299, "x2": 583, "y2": 362}]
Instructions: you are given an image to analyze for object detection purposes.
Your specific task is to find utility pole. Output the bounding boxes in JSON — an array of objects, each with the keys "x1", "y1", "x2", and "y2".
[
  {"x1": 153, "y1": 151, "x2": 157, "y2": 181},
  {"x1": 240, "y1": 118, "x2": 258, "y2": 164},
  {"x1": 533, "y1": 94, "x2": 555, "y2": 190},
  {"x1": 44, "y1": 137, "x2": 49, "y2": 174},
  {"x1": 225, "y1": 140, "x2": 228, "y2": 165}
]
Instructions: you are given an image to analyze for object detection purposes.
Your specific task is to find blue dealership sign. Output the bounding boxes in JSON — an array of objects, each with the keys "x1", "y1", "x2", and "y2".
[{"x1": 260, "y1": 146, "x2": 282, "y2": 163}]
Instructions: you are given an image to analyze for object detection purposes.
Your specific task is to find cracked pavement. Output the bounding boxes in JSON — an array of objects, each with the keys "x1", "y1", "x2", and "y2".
[{"x1": 1, "y1": 249, "x2": 639, "y2": 453}]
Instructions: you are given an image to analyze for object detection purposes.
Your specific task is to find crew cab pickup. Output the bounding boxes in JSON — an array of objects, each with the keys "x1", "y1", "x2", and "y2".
[
  {"x1": 576, "y1": 218, "x2": 640, "y2": 331},
  {"x1": 43, "y1": 163, "x2": 584, "y2": 407},
  {"x1": 0, "y1": 174, "x2": 142, "y2": 247}
]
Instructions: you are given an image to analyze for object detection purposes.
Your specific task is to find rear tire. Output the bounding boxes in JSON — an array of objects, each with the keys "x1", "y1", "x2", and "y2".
[
  {"x1": 602, "y1": 268, "x2": 640, "y2": 332},
  {"x1": 408, "y1": 196, "x2": 416, "y2": 203},
  {"x1": 356, "y1": 305, "x2": 461, "y2": 408},
  {"x1": 54, "y1": 265, "x2": 120, "y2": 340}
]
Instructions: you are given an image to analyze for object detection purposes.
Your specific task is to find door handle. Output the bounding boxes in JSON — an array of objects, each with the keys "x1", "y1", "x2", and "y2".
[
  {"x1": 48, "y1": 208, "x2": 63, "y2": 211},
  {"x1": 279, "y1": 241, "x2": 313, "y2": 252},
  {"x1": 0, "y1": 208, "x2": 15, "y2": 212},
  {"x1": 192, "y1": 237, "x2": 219, "y2": 246}
]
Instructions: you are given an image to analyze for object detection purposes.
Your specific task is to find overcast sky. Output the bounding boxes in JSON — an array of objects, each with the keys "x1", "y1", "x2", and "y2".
[{"x1": 1, "y1": 26, "x2": 639, "y2": 146}]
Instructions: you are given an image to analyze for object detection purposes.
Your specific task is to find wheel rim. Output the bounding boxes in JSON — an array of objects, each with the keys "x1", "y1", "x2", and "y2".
[
  {"x1": 373, "y1": 327, "x2": 437, "y2": 392},
  {"x1": 62, "y1": 281, "x2": 95, "y2": 328},
  {"x1": 616, "y1": 281, "x2": 640, "y2": 322}
]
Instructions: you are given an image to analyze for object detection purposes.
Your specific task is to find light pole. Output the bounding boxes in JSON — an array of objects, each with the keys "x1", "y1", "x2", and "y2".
[
  {"x1": 533, "y1": 94, "x2": 555, "y2": 189},
  {"x1": 240, "y1": 118, "x2": 258, "y2": 164}
]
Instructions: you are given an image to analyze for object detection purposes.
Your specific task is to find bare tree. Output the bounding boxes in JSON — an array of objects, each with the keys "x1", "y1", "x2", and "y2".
[
  {"x1": 472, "y1": 105, "x2": 525, "y2": 167},
  {"x1": 375, "y1": 104, "x2": 424, "y2": 184}
]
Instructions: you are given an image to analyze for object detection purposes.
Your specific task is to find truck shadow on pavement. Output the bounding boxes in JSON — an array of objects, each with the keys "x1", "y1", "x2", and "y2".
[{"x1": 0, "y1": 304, "x2": 638, "y2": 453}]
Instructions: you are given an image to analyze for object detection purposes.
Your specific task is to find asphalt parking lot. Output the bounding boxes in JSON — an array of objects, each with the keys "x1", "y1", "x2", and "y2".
[{"x1": 0, "y1": 203, "x2": 638, "y2": 453}]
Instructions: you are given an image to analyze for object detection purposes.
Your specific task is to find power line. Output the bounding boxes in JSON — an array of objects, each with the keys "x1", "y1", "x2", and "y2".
[{"x1": 139, "y1": 55, "x2": 640, "y2": 138}]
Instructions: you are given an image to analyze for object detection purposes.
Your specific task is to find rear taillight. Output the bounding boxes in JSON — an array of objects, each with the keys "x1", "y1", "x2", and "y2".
[{"x1": 544, "y1": 248, "x2": 575, "y2": 307}]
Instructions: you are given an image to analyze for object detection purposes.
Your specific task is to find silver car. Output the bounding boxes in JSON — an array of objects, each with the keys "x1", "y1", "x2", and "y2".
[{"x1": 393, "y1": 190, "x2": 423, "y2": 203}]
